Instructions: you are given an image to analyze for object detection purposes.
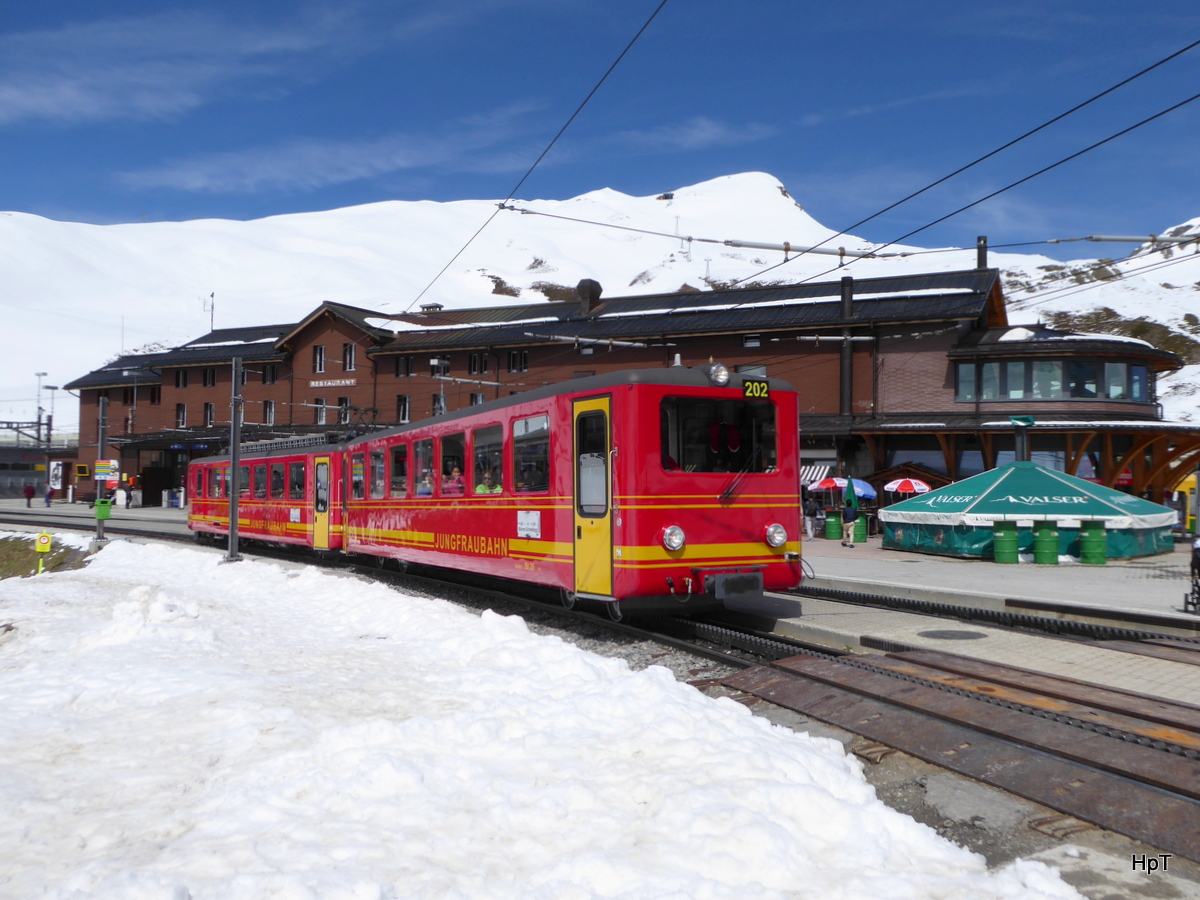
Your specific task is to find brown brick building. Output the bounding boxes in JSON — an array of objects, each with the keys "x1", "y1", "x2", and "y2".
[{"x1": 66, "y1": 267, "x2": 1198, "y2": 504}]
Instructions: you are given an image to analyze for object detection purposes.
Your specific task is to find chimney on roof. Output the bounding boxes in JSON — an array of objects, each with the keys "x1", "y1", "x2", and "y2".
[
  {"x1": 420, "y1": 302, "x2": 444, "y2": 314},
  {"x1": 576, "y1": 279, "x2": 603, "y2": 316}
]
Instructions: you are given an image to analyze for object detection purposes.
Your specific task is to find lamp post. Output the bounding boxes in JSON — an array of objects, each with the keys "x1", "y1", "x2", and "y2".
[
  {"x1": 34, "y1": 372, "x2": 47, "y2": 443},
  {"x1": 44, "y1": 386, "x2": 58, "y2": 500}
]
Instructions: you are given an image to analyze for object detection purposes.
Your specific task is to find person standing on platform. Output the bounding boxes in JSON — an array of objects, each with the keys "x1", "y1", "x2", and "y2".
[
  {"x1": 23, "y1": 483, "x2": 35, "y2": 507},
  {"x1": 840, "y1": 483, "x2": 859, "y2": 548},
  {"x1": 803, "y1": 496, "x2": 820, "y2": 541},
  {"x1": 44, "y1": 483, "x2": 53, "y2": 506}
]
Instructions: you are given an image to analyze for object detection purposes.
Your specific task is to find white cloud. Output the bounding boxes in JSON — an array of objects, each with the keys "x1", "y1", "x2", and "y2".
[
  {"x1": 0, "y1": 11, "x2": 333, "y2": 125},
  {"x1": 119, "y1": 104, "x2": 544, "y2": 193},
  {"x1": 613, "y1": 116, "x2": 776, "y2": 152}
]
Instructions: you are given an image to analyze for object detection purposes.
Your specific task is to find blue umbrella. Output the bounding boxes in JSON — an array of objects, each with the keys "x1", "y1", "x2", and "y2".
[{"x1": 811, "y1": 476, "x2": 877, "y2": 499}]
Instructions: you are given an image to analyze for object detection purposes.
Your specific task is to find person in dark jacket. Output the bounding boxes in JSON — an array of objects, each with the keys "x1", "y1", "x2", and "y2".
[
  {"x1": 23, "y1": 483, "x2": 35, "y2": 507},
  {"x1": 840, "y1": 503, "x2": 858, "y2": 548}
]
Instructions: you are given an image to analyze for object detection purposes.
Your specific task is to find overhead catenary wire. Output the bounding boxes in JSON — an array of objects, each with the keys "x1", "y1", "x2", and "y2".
[
  {"x1": 730, "y1": 36, "x2": 1200, "y2": 287},
  {"x1": 404, "y1": 0, "x2": 671, "y2": 313}
]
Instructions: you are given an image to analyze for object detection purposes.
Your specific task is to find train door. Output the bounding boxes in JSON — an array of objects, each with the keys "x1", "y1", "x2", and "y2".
[
  {"x1": 314, "y1": 456, "x2": 331, "y2": 550},
  {"x1": 573, "y1": 397, "x2": 612, "y2": 596}
]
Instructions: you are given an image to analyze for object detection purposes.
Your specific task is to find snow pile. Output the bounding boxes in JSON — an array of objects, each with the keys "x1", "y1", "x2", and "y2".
[{"x1": 0, "y1": 541, "x2": 1081, "y2": 899}]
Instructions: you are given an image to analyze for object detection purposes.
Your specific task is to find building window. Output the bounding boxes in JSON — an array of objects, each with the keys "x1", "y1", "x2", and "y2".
[
  {"x1": 395, "y1": 356, "x2": 412, "y2": 378},
  {"x1": 1131, "y1": 365, "x2": 1148, "y2": 402},
  {"x1": 1032, "y1": 361, "x2": 1063, "y2": 399},
  {"x1": 262, "y1": 364, "x2": 278, "y2": 385},
  {"x1": 1066, "y1": 360, "x2": 1098, "y2": 398},
  {"x1": 469, "y1": 392, "x2": 486, "y2": 406},
  {"x1": 175, "y1": 370, "x2": 189, "y2": 389},
  {"x1": 396, "y1": 394, "x2": 410, "y2": 423},
  {"x1": 507, "y1": 350, "x2": 528, "y2": 373},
  {"x1": 343, "y1": 343, "x2": 357, "y2": 372},
  {"x1": 175, "y1": 404, "x2": 187, "y2": 428},
  {"x1": 122, "y1": 387, "x2": 136, "y2": 405},
  {"x1": 263, "y1": 400, "x2": 275, "y2": 425},
  {"x1": 202, "y1": 367, "x2": 217, "y2": 388},
  {"x1": 955, "y1": 362, "x2": 976, "y2": 401},
  {"x1": 240, "y1": 365, "x2": 249, "y2": 386},
  {"x1": 313, "y1": 345, "x2": 326, "y2": 374},
  {"x1": 468, "y1": 353, "x2": 490, "y2": 375},
  {"x1": 203, "y1": 403, "x2": 215, "y2": 427},
  {"x1": 735, "y1": 364, "x2": 767, "y2": 377},
  {"x1": 432, "y1": 393, "x2": 446, "y2": 416},
  {"x1": 1005, "y1": 361, "x2": 1027, "y2": 399},
  {"x1": 314, "y1": 398, "x2": 326, "y2": 425},
  {"x1": 337, "y1": 397, "x2": 351, "y2": 424},
  {"x1": 148, "y1": 386, "x2": 161, "y2": 405},
  {"x1": 743, "y1": 334, "x2": 761, "y2": 348},
  {"x1": 979, "y1": 362, "x2": 1001, "y2": 401}
]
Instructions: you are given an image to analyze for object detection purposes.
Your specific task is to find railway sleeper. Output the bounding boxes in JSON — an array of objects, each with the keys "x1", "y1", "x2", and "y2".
[{"x1": 724, "y1": 664, "x2": 1200, "y2": 864}]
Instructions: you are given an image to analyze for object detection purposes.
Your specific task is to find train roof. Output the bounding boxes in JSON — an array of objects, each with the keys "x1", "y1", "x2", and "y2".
[{"x1": 194, "y1": 365, "x2": 794, "y2": 463}]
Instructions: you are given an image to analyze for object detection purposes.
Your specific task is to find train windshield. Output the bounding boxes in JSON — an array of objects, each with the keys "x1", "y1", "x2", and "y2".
[{"x1": 660, "y1": 396, "x2": 777, "y2": 474}]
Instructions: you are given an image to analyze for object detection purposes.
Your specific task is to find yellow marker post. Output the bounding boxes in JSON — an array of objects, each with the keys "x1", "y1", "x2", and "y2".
[{"x1": 34, "y1": 532, "x2": 52, "y2": 575}]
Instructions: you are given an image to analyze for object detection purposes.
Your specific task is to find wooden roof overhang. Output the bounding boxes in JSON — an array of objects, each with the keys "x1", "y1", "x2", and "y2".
[{"x1": 844, "y1": 415, "x2": 1200, "y2": 495}]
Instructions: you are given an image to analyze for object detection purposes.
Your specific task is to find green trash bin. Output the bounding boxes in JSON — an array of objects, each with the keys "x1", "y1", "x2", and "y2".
[
  {"x1": 853, "y1": 516, "x2": 867, "y2": 543},
  {"x1": 824, "y1": 513, "x2": 842, "y2": 540},
  {"x1": 1033, "y1": 520, "x2": 1058, "y2": 564},
  {"x1": 1079, "y1": 519, "x2": 1107, "y2": 565},
  {"x1": 94, "y1": 498, "x2": 113, "y2": 521},
  {"x1": 992, "y1": 520, "x2": 1018, "y2": 564}
]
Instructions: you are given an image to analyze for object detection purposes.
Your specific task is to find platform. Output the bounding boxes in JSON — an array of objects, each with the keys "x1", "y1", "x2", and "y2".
[
  {"x1": 799, "y1": 531, "x2": 1196, "y2": 620},
  {"x1": 0, "y1": 497, "x2": 192, "y2": 536}
]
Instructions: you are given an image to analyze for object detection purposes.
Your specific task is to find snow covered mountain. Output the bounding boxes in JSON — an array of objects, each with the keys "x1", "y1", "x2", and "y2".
[{"x1": 4, "y1": 171, "x2": 1197, "y2": 429}]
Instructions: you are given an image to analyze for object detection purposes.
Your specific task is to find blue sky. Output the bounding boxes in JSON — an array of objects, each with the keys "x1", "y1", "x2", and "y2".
[{"x1": 4, "y1": 1, "x2": 1200, "y2": 260}]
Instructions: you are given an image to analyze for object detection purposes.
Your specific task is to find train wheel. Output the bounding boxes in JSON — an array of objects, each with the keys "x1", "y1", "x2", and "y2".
[
  {"x1": 606, "y1": 601, "x2": 623, "y2": 622},
  {"x1": 560, "y1": 589, "x2": 576, "y2": 610},
  {"x1": 373, "y1": 555, "x2": 388, "y2": 569}
]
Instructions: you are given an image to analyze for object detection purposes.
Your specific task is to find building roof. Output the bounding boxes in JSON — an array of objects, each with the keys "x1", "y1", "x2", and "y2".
[
  {"x1": 370, "y1": 269, "x2": 1001, "y2": 353},
  {"x1": 948, "y1": 324, "x2": 1182, "y2": 370}
]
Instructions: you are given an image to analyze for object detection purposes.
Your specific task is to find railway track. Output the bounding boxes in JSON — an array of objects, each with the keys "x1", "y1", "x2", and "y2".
[
  {"x1": 12, "y1": 514, "x2": 1200, "y2": 864},
  {"x1": 724, "y1": 646, "x2": 1200, "y2": 864}
]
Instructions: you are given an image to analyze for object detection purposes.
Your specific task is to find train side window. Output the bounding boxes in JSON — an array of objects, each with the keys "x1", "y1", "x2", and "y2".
[
  {"x1": 288, "y1": 462, "x2": 306, "y2": 500},
  {"x1": 270, "y1": 464, "x2": 285, "y2": 499},
  {"x1": 576, "y1": 412, "x2": 608, "y2": 516},
  {"x1": 391, "y1": 444, "x2": 408, "y2": 497},
  {"x1": 441, "y1": 433, "x2": 465, "y2": 496},
  {"x1": 194, "y1": 469, "x2": 204, "y2": 499},
  {"x1": 351, "y1": 453, "x2": 366, "y2": 500},
  {"x1": 513, "y1": 414, "x2": 550, "y2": 493},
  {"x1": 214, "y1": 467, "x2": 227, "y2": 499},
  {"x1": 370, "y1": 450, "x2": 386, "y2": 499},
  {"x1": 253, "y1": 465, "x2": 267, "y2": 499},
  {"x1": 239, "y1": 466, "x2": 251, "y2": 497},
  {"x1": 414, "y1": 439, "x2": 434, "y2": 496},
  {"x1": 473, "y1": 425, "x2": 503, "y2": 493}
]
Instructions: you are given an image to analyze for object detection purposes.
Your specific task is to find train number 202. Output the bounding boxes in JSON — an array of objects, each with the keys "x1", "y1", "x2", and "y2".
[{"x1": 743, "y1": 380, "x2": 770, "y2": 399}]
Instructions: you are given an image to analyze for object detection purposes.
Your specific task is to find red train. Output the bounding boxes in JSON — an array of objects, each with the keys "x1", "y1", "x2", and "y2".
[{"x1": 188, "y1": 364, "x2": 802, "y2": 617}]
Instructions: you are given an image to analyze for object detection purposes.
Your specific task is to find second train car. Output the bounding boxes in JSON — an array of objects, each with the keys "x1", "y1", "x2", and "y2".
[{"x1": 189, "y1": 363, "x2": 803, "y2": 617}]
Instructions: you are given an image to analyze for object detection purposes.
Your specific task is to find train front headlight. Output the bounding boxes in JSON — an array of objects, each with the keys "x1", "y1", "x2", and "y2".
[
  {"x1": 662, "y1": 525, "x2": 686, "y2": 552},
  {"x1": 708, "y1": 363, "x2": 730, "y2": 386},
  {"x1": 764, "y1": 523, "x2": 788, "y2": 548}
]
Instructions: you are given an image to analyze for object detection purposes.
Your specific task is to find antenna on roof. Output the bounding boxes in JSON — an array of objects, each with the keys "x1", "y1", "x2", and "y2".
[{"x1": 203, "y1": 293, "x2": 215, "y2": 331}]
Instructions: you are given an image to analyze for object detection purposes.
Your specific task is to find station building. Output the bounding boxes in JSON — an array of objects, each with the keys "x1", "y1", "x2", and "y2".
[{"x1": 65, "y1": 264, "x2": 1198, "y2": 505}]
